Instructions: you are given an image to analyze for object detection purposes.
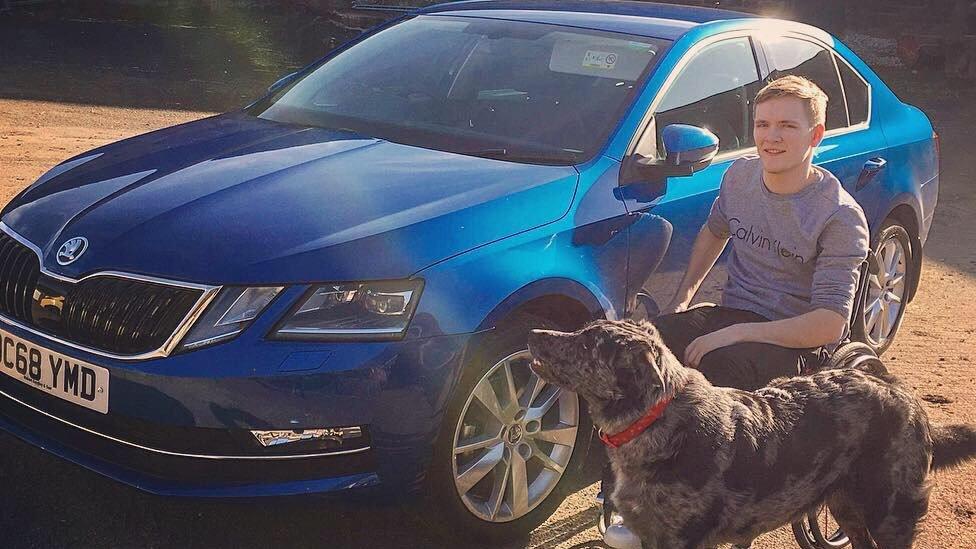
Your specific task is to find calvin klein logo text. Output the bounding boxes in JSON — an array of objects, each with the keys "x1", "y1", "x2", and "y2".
[{"x1": 729, "y1": 217, "x2": 805, "y2": 264}]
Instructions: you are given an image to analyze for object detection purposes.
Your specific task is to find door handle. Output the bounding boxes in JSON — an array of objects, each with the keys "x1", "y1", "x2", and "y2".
[{"x1": 856, "y1": 157, "x2": 887, "y2": 190}]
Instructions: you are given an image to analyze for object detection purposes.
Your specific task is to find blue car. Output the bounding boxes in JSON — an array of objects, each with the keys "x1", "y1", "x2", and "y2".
[{"x1": 0, "y1": 0, "x2": 938, "y2": 542}]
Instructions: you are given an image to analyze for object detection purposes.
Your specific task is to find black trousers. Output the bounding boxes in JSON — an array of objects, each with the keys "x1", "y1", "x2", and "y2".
[
  {"x1": 652, "y1": 305, "x2": 814, "y2": 391},
  {"x1": 600, "y1": 306, "x2": 821, "y2": 521}
]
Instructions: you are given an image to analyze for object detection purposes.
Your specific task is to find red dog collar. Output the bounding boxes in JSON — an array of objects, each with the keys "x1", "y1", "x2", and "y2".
[{"x1": 598, "y1": 397, "x2": 672, "y2": 449}]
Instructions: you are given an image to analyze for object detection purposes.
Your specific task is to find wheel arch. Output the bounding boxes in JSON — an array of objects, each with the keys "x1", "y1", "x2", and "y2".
[{"x1": 474, "y1": 278, "x2": 608, "y2": 334}]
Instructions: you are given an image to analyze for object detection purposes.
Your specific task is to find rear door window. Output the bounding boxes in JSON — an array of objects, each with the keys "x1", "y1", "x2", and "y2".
[{"x1": 763, "y1": 36, "x2": 848, "y2": 130}]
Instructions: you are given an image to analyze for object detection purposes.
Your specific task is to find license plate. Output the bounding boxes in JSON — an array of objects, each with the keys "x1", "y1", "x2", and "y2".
[{"x1": 0, "y1": 328, "x2": 109, "y2": 414}]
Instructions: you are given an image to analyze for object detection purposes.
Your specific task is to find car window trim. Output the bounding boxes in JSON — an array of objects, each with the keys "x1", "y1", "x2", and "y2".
[
  {"x1": 827, "y1": 50, "x2": 853, "y2": 128},
  {"x1": 831, "y1": 49, "x2": 853, "y2": 127},
  {"x1": 830, "y1": 49, "x2": 873, "y2": 132},
  {"x1": 625, "y1": 30, "x2": 762, "y2": 161}
]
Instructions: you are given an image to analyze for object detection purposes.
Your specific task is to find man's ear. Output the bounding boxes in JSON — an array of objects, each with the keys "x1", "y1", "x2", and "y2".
[{"x1": 811, "y1": 122, "x2": 826, "y2": 148}]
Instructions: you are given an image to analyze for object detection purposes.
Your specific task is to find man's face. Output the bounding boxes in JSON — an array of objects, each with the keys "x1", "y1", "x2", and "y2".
[{"x1": 754, "y1": 96, "x2": 825, "y2": 175}]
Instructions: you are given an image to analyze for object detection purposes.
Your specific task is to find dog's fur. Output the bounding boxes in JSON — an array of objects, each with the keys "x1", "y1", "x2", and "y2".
[{"x1": 527, "y1": 320, "x2": 976, "y2": 549}]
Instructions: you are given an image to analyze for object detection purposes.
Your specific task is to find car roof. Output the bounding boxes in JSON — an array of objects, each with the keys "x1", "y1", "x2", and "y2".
[{"x1": 419, "y1": 0, "x2": 753, "y2": 40}]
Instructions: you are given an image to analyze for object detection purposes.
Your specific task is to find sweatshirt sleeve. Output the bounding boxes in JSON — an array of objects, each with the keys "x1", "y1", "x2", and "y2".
[{"x1": 810, "y1": 204, "x2": 870, "y2": 320}]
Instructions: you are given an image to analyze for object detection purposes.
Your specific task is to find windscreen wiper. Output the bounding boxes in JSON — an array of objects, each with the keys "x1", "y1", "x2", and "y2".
[{"x1": 460, "y1": 148, "x2": 576, "y2": 165}]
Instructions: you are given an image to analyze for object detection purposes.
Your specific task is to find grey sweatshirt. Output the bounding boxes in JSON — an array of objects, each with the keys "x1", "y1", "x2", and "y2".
[{"x1": 706, "y1": 156, "x2": 870, "y2": 325}]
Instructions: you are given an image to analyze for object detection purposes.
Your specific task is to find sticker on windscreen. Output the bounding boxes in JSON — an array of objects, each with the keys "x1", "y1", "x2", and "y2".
[
  {"x1": 582, "y1": 50, "x2": 618, "y2": 70},
  {"x1": 551, "y1": 40, "x2": 654, "y2": 80}
]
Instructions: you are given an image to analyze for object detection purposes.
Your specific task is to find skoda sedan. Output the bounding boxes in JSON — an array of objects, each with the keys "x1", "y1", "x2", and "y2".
[{"x1": 0, "y1": 0, "x2": 938, "y2": 542}]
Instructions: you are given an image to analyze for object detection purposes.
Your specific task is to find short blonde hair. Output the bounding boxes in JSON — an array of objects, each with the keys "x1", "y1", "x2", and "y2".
[{"x1": 754, "y1": 75, "x2": 828, "y2": 127}]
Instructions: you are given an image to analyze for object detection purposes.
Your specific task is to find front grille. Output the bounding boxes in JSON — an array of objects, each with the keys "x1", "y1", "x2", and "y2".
[
  {"x1": 63, "y1": 277, "x2": 203, "y2": 355},
  {"x1": 0, "y1": 232, "x2": 40, "y2": 323},
  {"x1": 0, "y1": 229, "x2": 204, "y2": 356}
]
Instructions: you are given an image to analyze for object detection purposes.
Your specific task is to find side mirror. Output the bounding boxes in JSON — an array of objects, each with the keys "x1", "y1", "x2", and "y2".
[
  {"x1": 268, "y1": 71, "x2": 300, "y2": 94},
  {"x1": 620, "y1": 124, "x2": 719, "y2": 185},
  {"x1": 661, "y1": 124, "x2": 720, "y2": 172}
]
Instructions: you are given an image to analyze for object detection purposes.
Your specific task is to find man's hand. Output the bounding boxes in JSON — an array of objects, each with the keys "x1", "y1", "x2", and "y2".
[{"x1": 685, "y1": 326, "x2": 741, "y2": 368}]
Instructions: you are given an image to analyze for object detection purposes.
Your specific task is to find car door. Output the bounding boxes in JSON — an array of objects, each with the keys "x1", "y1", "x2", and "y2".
[{"x1": 619, "y1": 34, "x2": 766, "y2": 314}]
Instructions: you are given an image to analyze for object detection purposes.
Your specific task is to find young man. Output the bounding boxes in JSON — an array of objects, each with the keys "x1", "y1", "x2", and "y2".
[{"x1": 601, "y1": 75, "x2": 871, "y2": 549}]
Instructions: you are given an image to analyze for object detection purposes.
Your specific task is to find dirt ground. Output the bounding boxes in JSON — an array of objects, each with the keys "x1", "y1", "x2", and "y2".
[{"x1": 0, "y1": 6, "x2": 974, "y2": 549}]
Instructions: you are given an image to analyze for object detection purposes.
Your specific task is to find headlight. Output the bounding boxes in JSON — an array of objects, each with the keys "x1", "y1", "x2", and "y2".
[
  {"x1": 179, "y1": 286, "x2": 284, "y2": 351},
  {"x1": 272, "y1": 280, "x2": 423, "y2": 341}
]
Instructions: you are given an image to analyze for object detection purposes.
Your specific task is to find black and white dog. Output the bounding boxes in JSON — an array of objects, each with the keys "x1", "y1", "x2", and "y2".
[{"x1": 527, "y1": 319, "x2": 976, "y2": 549}]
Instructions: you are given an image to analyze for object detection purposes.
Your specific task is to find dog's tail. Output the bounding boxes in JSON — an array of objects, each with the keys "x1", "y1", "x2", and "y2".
[{"x1": 932, "y1": 424, "x2": 976, "y2": 470}]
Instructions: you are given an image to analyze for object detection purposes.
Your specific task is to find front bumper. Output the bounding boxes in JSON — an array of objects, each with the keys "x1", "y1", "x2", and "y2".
[
  {"x1": 0, "y1": 394, "x2": 380, "y2": 497},
  {"x1": 0, "y1": 299, "x2": 473, "y2": 498}
]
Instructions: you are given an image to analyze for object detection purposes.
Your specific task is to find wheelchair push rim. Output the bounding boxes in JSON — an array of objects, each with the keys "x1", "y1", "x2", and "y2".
[{"x1": 792, "y1": 505, "x2": 850, "y2": 549}]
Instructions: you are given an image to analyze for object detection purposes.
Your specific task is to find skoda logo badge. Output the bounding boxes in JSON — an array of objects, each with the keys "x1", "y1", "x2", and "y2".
[{"x1": 57, "y1": 237, "x2": 89, "y2": 266}]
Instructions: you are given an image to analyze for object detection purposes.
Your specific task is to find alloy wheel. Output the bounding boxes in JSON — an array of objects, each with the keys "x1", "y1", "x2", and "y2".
[
  {"x1": 451, "y1": 350, "x2": 579, "y2": 523},
  {"x1": 863, "y1": 235, "x2": 908, "y2": 348}
]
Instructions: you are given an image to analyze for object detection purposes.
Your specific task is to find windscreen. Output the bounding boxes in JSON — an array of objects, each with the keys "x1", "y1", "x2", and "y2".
[{"x1": 247, "y1": 15, "x2": 669, "y2": 165}]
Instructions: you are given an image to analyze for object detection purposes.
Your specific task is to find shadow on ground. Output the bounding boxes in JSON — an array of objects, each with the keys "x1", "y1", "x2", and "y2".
[{"x1": 0, "y1": 428, "x2": 607, "y2": 548}]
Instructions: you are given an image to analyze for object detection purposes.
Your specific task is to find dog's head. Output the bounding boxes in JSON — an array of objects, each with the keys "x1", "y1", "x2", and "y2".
[{"x1": 527, "y1": 319, "x2": 680, "y2": 421}]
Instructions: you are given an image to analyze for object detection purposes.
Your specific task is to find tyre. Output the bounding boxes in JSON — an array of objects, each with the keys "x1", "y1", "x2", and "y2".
[
  {"x1": 792, "y1": 505, "x2": 851, "y2": 549},
  {"x1": 821, "y1": 341, "x2": 889, "y2": 376},
  {"x1": 825, "y1": 341, "x2": 876, "y2": 369},
  {"x1": 851, "y1": 220, "x2": 915, "y2": 355},
  {"x1": 422, "y1": 313, "x2": 592, "y2": 543}
]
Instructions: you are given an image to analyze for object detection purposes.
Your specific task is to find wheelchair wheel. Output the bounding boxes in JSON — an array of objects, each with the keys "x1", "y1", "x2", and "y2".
[
  {"x1": 822, "y1": 341, "x2": 889, "y2": 377},
  {"x1": 792, "y1": 505, "x2": 850, "y2": 549},
  {"x1": 629, "y1": 290, "x2": 658, "y2": 322},
  {"x1": 826, "y1": 341, "x2": 875, "y2": 369}
]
